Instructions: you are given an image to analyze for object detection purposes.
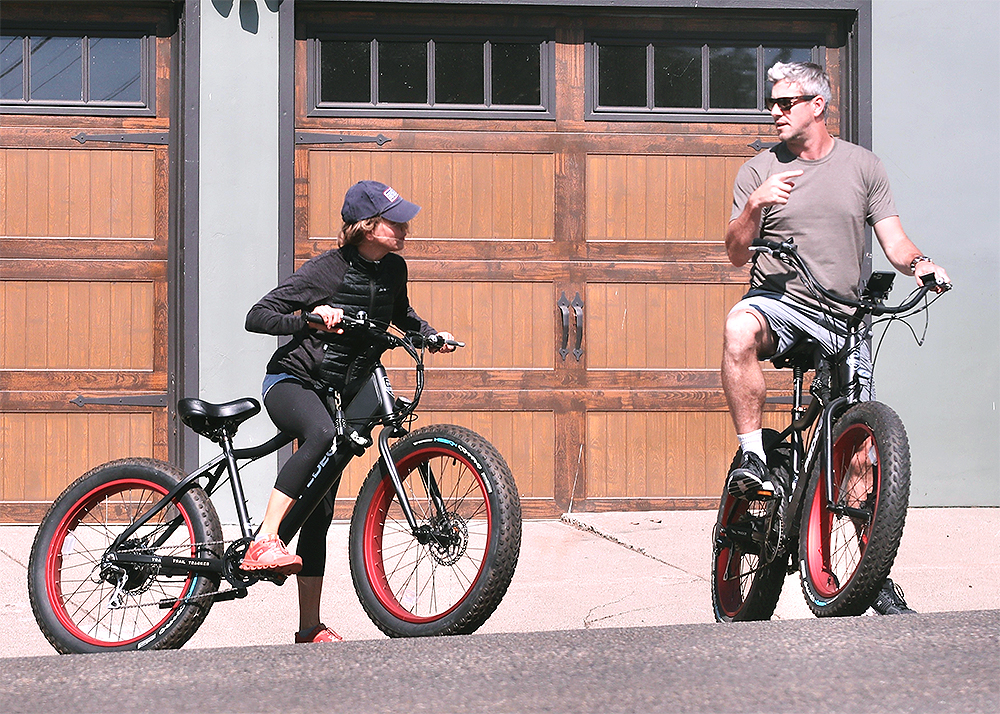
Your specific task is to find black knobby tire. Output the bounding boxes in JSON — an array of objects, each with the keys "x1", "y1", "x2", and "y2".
[
  {"x1": 798, "y1": 401, "x2": 910, "y2": 617},
  {"x1": 712, "y1": 430, "x2": 791, "y2": 622},
  {"x1": 349, "y1": 424, "x2": 521, "y2": 637},
  {"x1": 28, "y1": 458, "x2": 222, "y2": 654}
]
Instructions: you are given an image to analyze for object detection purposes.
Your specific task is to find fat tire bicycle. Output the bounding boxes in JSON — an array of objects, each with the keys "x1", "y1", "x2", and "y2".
[
  {"x1": 712, "y1": 238, "x2": 949, "y2": 621},
  {"x1": 28, "y1": 314, "x2": 522, "y2": 653}
]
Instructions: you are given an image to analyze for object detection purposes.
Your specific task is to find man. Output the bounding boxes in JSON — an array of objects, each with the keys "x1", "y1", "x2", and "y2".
[{"x1": 721, "y1": 61, "x2": 950, "y2": 614}]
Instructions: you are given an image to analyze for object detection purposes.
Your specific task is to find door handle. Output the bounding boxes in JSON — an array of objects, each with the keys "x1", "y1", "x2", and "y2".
[
  {"x1": 571, "y1": 293, "x2": 584, "y2": 361},
  {"x1": 558, "y1": 292, "x2": 571, "y2": 361},
  {"x1": 557, "y1": 292, "x2": 584, "y2": 362}
]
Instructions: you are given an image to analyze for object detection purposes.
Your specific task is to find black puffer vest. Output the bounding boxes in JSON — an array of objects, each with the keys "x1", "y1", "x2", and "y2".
[
  {"x1": 247, "y1": 245, "x2": 433, "y2": 394},
  {"x1": 315, "y1": 251, "x2": 398, "y2": 391}
]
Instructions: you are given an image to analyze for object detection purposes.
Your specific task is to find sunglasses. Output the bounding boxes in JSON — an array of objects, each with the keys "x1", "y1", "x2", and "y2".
[{"x1": 765, "y1": 94, "x2": 817, "y2": 112}]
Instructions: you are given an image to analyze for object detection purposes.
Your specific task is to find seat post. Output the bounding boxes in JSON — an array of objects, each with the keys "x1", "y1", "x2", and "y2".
[{"x1": 220, "y1": 431, "x2": 255, "y2": 540}]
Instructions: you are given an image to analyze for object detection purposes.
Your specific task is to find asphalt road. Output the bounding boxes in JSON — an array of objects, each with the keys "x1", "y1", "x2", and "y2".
[{"x1": 1, "y1": 610, "x2": 996, "y2": 714}]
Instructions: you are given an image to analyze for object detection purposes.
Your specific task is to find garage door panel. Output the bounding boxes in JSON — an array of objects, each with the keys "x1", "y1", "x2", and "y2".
[
  {"x1": 587, "y1": 155, "x2": 744, "y2": 241},
  {"x1": 307, "y1": 150, "x2": 555, "y2": 242},
  {"x1": 383, "y1": 281, "x2": 554, "y2": 370},
  {"x1": 0, "y1": 412, "x2": 155, "y2": 502},
  {"x1": 1, "y1": 281, "x2": 155, "y2": 370},
  {"x1": 1, "y1": 148, "x2": 157, "y2": 239},
  {"x1": 586, "y1": 283, "x2": 746, "y2": 370},
  {"x1": 586, "y1": 410, "x2": 787, "y2": 500}
]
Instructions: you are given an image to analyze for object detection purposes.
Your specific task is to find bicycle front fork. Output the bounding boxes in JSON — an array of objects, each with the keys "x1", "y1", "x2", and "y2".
[{"x1": 821, "y1": 395, "x2": 851, "y2": 513}]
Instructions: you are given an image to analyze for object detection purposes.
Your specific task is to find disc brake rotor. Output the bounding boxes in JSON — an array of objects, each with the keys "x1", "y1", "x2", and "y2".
[{"x1": 427, "y1": 512, "x2": 468, "y2": 566}]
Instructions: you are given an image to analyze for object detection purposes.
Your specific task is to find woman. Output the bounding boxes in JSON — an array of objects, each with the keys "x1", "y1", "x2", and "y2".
[{"x1": 242, "y1": 180, "x2": 455, "y2": 643}]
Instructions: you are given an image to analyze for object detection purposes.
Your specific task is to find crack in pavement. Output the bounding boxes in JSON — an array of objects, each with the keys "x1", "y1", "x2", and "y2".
[
  {"x1": 0, "y1": 548, "x2": 27, "y2": 570},
  {"x1": 560, "y1": 514, "x2": 708, "y2": 583},
  {"x1": 582, "y1": 593, "x2": 659, "y2": 629}
]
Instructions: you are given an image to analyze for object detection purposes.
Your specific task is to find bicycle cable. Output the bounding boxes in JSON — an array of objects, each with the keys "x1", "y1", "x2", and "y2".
[{"x1": 869, "y1": 287, "x2": 947, "y2": 369}]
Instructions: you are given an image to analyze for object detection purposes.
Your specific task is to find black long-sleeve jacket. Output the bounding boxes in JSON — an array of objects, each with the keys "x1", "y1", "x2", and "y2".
[{"x1": 246, "y1": 245, "x2": 434, "y2": 390}]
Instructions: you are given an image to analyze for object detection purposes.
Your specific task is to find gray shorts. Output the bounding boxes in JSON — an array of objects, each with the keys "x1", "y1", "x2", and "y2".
[{"x1": 729, "y1": 290, "x2": 874, "y2": 400}]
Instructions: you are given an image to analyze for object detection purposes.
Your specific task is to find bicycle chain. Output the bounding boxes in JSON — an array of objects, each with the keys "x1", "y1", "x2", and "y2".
[{"x1": 96, "y1": 538, "x2": 246, "y2": 612}]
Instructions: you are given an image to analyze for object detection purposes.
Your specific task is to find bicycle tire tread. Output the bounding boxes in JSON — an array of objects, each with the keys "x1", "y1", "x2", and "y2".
[
  {"x1": 799, "y1": 401, "x2": 910, "y2": 616},
  {"x1": 350, "y1": 424, "x2": 521, "y2": 638},
  {"x1": 28, "y1": 458, "x2": 222, "y2": 653}
]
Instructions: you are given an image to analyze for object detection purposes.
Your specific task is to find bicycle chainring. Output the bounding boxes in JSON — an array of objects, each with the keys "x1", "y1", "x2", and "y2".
[{"x1": 223, "y1": 537, "x2": 261, "y2": 588}]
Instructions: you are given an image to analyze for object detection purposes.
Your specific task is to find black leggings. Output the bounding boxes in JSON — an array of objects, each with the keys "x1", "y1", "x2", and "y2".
[{"x1": 263, "y1": 379, "x2": 342, "y2": 576}]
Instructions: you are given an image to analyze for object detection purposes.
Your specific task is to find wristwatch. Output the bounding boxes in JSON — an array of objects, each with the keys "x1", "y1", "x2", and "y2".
[{"x1": 909, "y1": 255, "x2": 932, "y2": 272}]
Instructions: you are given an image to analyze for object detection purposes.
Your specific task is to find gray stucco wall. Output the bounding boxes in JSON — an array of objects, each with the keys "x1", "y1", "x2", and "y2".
[
  {"x1": 871, "y1": 0, "x2": 1000, "y2": 505},
  {"x1": 199, "y1": 1, "x2": 282, "y2": 520}
]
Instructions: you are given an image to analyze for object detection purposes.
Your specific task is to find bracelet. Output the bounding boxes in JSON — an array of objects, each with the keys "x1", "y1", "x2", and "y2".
[{"x1": 909, "y1": 255, "x2": 932, "y2": 272}]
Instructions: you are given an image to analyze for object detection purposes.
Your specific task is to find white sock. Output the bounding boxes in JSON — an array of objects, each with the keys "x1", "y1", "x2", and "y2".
[{"x1": 737, "y1": 430, "x2": 767, "y2": 462}]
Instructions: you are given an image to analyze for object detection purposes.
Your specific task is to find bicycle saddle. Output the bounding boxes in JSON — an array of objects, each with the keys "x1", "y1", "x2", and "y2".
[
  {"x1": 770, "y1": 337, "x2": 821, "y2": 371},
  {"x1": 177, "y1": 397, "x2": 261, "y2": 437}
]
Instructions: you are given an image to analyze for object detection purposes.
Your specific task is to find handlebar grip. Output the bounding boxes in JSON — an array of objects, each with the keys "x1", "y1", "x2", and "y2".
[
  {"x1": 751, "y1": 238, "x2": 789, "y2": 253},
  {"x1": 422, "y1": 334, "x2": 465, "y2": 349},
  {"x1": 305, "y1": 312, "x2": 368, "y2": 329}
]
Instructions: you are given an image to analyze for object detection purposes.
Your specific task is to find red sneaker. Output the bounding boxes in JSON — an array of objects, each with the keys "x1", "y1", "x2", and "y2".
[
  {"x1": 295, "y1": 623, "x2": 343, "y2": 644},
  {"x1": 240, "y1": 534, "x2": 302, "y2": 575}
]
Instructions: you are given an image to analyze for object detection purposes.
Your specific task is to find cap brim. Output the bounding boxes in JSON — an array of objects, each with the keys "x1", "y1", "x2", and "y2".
[{"x1": 380, "y1": 199, "x2": 421, "y2": 223}]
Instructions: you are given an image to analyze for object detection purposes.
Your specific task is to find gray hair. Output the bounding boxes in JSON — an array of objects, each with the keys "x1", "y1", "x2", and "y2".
[{"x1": 767, "y1": 61, "x2": 832, "y2": 111}]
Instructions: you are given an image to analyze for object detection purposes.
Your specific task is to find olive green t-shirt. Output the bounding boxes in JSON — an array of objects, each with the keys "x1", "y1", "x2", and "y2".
[{"x1": 730, "y1": 139, "x2": 898, "y2": 310}]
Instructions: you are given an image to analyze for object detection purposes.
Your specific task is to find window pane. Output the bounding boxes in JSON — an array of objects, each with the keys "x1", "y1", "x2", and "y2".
[
  {"x1": 321, "y1": 40, "x2": 371, "y2": 103},
  {"x1": 378, "y1": 41, "x2": 426, "y2": 103},
  {"x1": 709, "y1": 46, "x2": 755, "y2": 109},
  {"x1": 89, "y1": 37, "x2": 141, "y2": 102},
  {"x1": 763, "y1": 46, "x2": 813, "y2": 72},
  {"x1": 763, "y1": 47, "x2": 814, "y2": 93},
  {"x1": 30, "y1": 36, "x2": 82, "y2": 101},
  {"x1": 653, "y1": 45, "x2": 701, "y2": 108},
  {"x1": 1, "y1": 36, "x2": 24, "y2": 100},
  {"x1": 435, "y1": 42, "x2": 483, "y2": 104},
  {"x1": 598, "y1": 44, "x2": 646, "y2": 107},
  {"x1": 492, "y1": 42, "x2": 540, "y2": 106}
]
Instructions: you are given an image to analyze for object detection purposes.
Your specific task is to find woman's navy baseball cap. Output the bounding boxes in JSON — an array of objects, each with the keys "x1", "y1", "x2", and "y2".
[{"x1": 341, "y1": 180, "x2": 421, "y2": 224}]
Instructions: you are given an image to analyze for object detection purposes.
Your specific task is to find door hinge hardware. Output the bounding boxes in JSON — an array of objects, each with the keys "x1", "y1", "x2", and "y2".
[
  {"x1": 71, "y1": 394, "x2": 169, "y2": 408},
  {"x1": 748, "y1": 139, "x2": 779, "y2": 152},
  {"x1": 72, "y1": 132, "x2": 170, "y2": 145},
  {"x1": 295, "y1": 132, "x2": 392, "y2": 146}
]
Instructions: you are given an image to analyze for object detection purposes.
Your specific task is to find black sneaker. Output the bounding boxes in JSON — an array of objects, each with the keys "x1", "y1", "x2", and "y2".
[
  {"x1": 727, "y1": 452, "x2": 776, "y2": 500},
  {"x1": 871, "y1": 578, "x2": 916, "y2": 615}
]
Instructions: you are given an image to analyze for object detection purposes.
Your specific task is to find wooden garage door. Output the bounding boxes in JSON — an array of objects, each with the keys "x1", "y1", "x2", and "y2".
[
  {"x1": 296, "y1": 5, "x2": 852, "y2": 516},
  {"x1": 0, "y1": 4, "x2": 176, "y2": 522}
]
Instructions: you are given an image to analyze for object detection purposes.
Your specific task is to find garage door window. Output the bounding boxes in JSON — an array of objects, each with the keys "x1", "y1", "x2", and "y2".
[
  {"x1": 590, "y1": 41, "x2": 817, "y2": 121},
  {"x1": 1, "y1": 33, "x2": 152, "y2": 115},
  {"x1": 313, "y1": 35, "x2": 553, "y2": 118}
]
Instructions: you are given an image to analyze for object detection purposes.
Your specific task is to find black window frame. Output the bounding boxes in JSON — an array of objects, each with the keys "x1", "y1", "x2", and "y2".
[
  {"x1": 0, "y1": 26, "x2": 156, "y2": 117},
  {"x1": 308, "y1": 31, "x2": 556, "y2": 120},
  {"x1": 586, "y1": 35, "x2": 823, "y2": 123}
]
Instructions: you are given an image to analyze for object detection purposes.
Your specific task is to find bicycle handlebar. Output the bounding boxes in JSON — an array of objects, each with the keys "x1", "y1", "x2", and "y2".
[
  {"x1": 304, "y1": 311, "x2": 465, "y2": 350},
  {"x1": 749, "y1": 238, "x2": 950, "y2": 316}
]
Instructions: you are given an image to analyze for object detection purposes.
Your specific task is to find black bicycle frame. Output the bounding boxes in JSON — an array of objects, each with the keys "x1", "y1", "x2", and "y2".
[
  {"x1": 105, "y1": 357, "x2": 442, "y2": 587},
  {"x1": 749, "y1": 238, "x2": 943, "y2": 530}
]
